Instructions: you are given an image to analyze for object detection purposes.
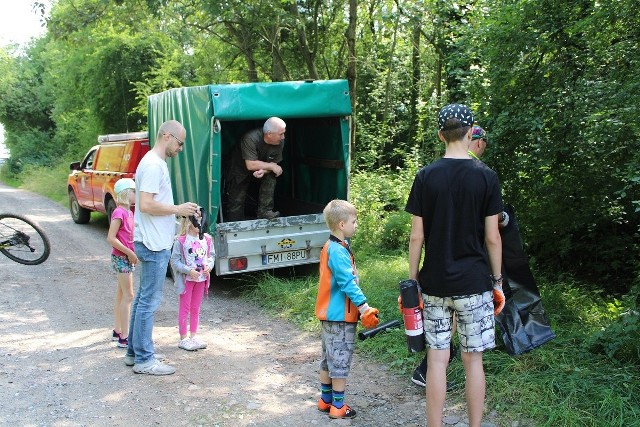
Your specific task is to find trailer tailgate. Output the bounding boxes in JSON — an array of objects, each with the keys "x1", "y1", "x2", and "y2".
[{"x1": 214, "y1": 214, "x2": 328, "y2": 275}]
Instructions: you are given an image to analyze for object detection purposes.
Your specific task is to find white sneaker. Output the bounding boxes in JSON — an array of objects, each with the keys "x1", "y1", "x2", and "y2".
[
  {"x1": 125, "y1": 353, "x2": 165, "y2": 367},
  {"x1": 132, "y1": 359, "x2": 175, "y2": 375},
  {"x1": 178, "y1": 338, "x2": 199, "y2": 351},
  {"x1": 190, "y1": 337, "x2": 207, "y2": 350},
  {"x1": 124, "y1": 354, "x2": 135, "y2": 366}
]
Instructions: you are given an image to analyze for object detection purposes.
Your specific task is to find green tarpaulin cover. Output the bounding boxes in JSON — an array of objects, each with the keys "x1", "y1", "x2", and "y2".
[{"x1": 147, "y1": 80, "x2": 352, "y2": 223}]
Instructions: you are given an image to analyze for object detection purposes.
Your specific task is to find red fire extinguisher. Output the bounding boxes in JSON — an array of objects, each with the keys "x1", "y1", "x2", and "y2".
[{"x1": 399, "y1": 279, "x2": 426, "y2": 352}]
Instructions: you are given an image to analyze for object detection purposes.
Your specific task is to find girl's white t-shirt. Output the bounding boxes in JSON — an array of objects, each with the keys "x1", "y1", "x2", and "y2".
[{"x1": 183, "y1": 234, "x2": 208, "y2": 282}]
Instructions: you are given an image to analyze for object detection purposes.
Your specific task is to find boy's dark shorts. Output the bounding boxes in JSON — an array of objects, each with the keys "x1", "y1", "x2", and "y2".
[{"x1": 319, "y1": 321, "x2": 356, "y2": 379}]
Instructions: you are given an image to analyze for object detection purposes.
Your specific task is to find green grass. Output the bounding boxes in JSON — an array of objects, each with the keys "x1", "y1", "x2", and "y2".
[
  {"x1": 243, "y1": 252, "x2": 640, "y2": 427},
  {"x1": 1, "y1": 162, "x2": 70, "y2": 205},
  {"x1": 23, "y1": 162, "x2": 71, "y2": 205}
]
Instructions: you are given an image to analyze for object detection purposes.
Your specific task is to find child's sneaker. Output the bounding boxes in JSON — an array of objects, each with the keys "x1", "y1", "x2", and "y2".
[
  {"x1": 317, "y1": 399, "x2": 331, "y2": 413},
  {"x1": 117, "y1": 336, "x2": 128, "y2": 348},
  {"x1": 190, "y1": 337, "x2": 207, "y2": 350},
  {"x1": 328, "y1": 404, "x2": 356, "y2": 419},
  {"x1": 411, "y1": 367, "x2": 426, "y2": 387},
  {"x1": 178, "y1": 338, "x2": 199, "y2": 351},
  {"x1": 112, "y1": 329, "x2": 119, "y2": 341}
]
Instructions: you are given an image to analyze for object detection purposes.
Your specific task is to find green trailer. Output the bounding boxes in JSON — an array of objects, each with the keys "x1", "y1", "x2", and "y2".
[{"x1": 147, "y1": 80, "x2": 352, "y2": 275}]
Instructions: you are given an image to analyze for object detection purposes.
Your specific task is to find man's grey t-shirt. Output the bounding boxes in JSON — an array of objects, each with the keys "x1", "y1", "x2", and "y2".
[{"x1": 228, "y1": 128, "x2": 284, "y2": 183}]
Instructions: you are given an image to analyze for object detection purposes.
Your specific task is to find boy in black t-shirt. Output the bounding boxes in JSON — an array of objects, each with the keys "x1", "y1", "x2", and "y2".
[{"x1": 404, "y1": 104, "x2": 504, "y2": 427}]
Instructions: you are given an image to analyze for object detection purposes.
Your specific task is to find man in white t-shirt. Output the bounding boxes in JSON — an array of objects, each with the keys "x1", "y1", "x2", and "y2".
[{"x1": 125, "y1": 120, "x2": 199, "y2": 375}]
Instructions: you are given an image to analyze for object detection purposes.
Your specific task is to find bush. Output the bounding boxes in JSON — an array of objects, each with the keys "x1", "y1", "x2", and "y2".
[
  {"x1": 1, "y1": 157, "x2": 23, "y2": 177},
  {"x1": 381, "y1": 210, "x2": 412, "y2": 251},
  {"x1": 587, "y1": 283, "x2": 640, "y2": 365},
  {"x1": 19, "y1": 162, "x2": 70, "y2": 204},
  {"x1": 350, "y1": 148, "x2": 422, "y2": 252}
]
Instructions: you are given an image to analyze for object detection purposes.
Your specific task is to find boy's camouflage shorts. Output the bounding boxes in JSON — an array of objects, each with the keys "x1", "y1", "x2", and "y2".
[{"x1": 319, "y1": 321, "x2": 356, "y2": 378}]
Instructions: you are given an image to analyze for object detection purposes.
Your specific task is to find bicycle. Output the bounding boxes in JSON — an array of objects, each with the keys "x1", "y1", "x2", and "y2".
[{"x1": 0, "y1": 213, "x2": 51, "y2": 265}]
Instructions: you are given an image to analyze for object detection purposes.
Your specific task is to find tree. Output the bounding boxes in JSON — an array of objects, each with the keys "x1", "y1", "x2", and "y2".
[
  {"x1": 42, "y1": 0, "x2": 188, "y2": 158},
  {"x1": 0, "y1": 40, "x2": 56, "y2": 170},
  {"x1": 470, "y1": 0, "x2": 639, "y2": 289}
]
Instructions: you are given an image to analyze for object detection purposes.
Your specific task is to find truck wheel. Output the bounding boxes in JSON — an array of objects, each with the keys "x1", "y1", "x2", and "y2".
[
  {"x1": 106, "y1": 198, "x2": 116, "y2": 223},
  {"x1": 69, "y1": 191, "x2": 91, "y2": 224}
]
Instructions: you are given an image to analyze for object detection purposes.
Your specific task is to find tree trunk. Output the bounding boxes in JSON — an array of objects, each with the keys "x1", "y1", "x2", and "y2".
[
  {"x1": 409, "y1": 21, "x2": 421, "y2": 145},
  {"x1": 346, "y1": 0, "x2": 357, "y2": 155},
  {"x1": 226, "y1": 22, "x2": 258, "y2": 82},
  {"x1": 289, "y1": 1, "x2": 319, "y2": 80},
  {"x1": 261, "y1": 19, "x2": 290, "y2": 82},
  {"x1": 383, "y1": 11, "x2": 400, "y2": 122},
  {"x1": 380, "y1": 11, "x2": 400, "y2": 167},
  {"x1": 270, "y1": 26, "x2": 286, "y2": 82}
]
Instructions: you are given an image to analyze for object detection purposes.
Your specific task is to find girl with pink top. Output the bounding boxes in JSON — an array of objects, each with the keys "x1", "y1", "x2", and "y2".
[{"x1": 107, "y1": 178, "x2": 138, "y2": 348}]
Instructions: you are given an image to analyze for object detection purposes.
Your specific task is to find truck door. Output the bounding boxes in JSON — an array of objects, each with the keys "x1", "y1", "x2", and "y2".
[{"x1": 75, "y1": 148, "x2": 97, "y2": 209}]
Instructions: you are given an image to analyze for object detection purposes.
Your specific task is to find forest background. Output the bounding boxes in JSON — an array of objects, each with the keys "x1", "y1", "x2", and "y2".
[{"x1": 0, "y1": 1, "x2": 638, "y2": 425}]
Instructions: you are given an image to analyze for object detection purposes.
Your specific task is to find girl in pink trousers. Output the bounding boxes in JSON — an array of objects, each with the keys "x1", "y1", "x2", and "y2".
[{"x1": 170, "y1": 212, "x2": 214, "y2": 351}]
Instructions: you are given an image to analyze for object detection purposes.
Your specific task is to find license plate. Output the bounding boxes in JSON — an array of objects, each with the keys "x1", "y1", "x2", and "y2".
[{"x1": 263, "y1": 249, "x2": 308, "y2": 265}]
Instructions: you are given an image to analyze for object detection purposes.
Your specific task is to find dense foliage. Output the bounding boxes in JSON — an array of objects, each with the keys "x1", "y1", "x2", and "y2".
[
  {"x1": 0, "y1": 0, "x2": 637, "y2": 290},
  {"x1": 474, "y1": 1, "x2": 640, "y2": 291}
]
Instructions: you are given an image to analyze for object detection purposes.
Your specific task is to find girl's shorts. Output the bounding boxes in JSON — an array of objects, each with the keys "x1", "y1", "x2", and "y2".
[{"x1": 111, "y1": 254, "x2": 135, "y2": 273}]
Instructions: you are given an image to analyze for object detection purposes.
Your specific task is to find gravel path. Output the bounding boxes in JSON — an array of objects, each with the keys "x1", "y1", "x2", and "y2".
[{"x1": 0, "y1": 183, "x2": 509, "y2": 427}]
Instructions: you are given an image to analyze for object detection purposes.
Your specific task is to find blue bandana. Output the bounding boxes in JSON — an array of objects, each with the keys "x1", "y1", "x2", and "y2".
[{"x1": 438, "y1": 104, "x2": 474, "y2": 131}]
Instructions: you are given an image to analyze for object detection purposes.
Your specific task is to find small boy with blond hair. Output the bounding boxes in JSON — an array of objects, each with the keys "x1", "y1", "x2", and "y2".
[{"x1": 315, "y1": 199, "x2": 380, "y2": 419}]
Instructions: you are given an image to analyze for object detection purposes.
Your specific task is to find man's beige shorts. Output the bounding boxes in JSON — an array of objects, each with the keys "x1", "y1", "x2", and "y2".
[{"x1": 423, "y1": 291, "x2": 495, "y2": 353}]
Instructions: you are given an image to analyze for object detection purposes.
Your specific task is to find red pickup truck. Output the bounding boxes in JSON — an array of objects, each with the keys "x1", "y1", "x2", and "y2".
[{"x1": 67, "y1": 131, "x2": 149, "y2": 223}]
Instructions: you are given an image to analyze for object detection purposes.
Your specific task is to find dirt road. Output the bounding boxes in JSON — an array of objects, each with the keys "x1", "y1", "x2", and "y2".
[{"x1": 0, "y1": 183, "x2": 498, "y2": 427}]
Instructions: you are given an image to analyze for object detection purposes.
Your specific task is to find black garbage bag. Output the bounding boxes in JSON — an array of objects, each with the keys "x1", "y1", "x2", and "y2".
[{"x1": 495, "y1": 205, "x2": 556, "y2": 355}]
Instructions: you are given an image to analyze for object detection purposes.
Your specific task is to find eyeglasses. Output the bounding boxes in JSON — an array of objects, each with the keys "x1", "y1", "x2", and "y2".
[{"x1": 166, "y1": 132, "x2": 184, "y2": 147}]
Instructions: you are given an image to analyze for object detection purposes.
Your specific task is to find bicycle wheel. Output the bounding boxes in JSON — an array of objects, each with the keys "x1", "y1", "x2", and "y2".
[{"x1": 0, "y1": 214, "x2": 51, "y2": 265}]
